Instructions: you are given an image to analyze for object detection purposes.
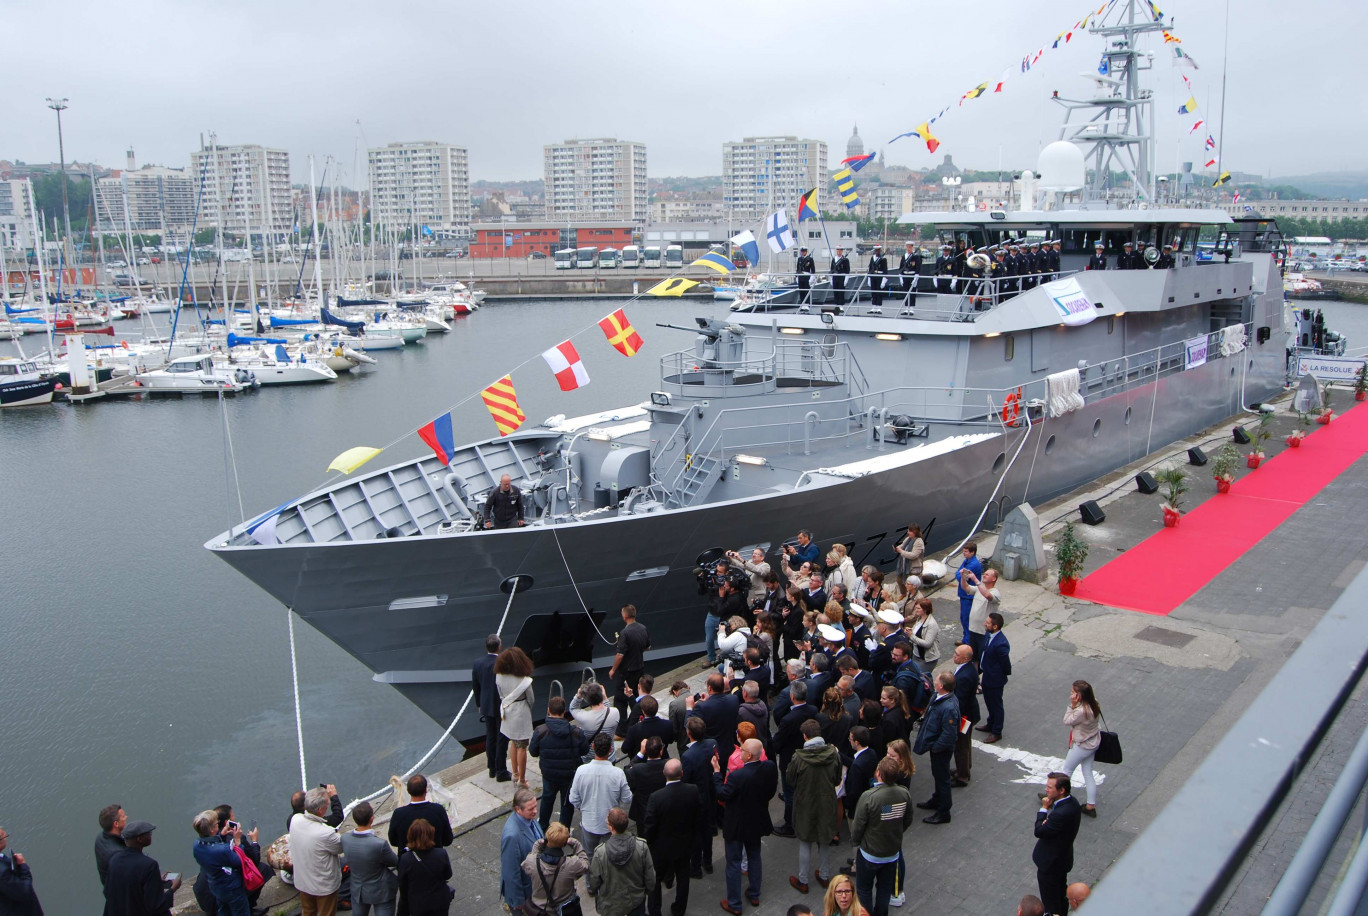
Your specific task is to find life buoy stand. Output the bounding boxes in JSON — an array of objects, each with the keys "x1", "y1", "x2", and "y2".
[{"x1": 1001, "y1": 388, "x2": 1023, "y2": 426}]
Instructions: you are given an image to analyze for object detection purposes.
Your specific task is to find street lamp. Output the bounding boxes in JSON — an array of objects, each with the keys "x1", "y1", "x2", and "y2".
[{"x1": 45, "y1": 97, "x2": 74, "y2": 257}]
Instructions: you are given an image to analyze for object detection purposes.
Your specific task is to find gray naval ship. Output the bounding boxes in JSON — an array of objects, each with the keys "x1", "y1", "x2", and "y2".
[{"x1": 206, "y1": 1, "x2": 1341, "y2": 735}]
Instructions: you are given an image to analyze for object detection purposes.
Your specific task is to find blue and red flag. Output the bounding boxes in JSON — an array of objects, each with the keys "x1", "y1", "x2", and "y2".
[
  {"x1": 418, "y1": 411, "x2": 457, "y2": 464},
  {"x1": 797, "y1": 188, "x2": 819, "y2": 222},
  {"x1": 841, "y1": 153, "x2": 875, "y2": 173}
]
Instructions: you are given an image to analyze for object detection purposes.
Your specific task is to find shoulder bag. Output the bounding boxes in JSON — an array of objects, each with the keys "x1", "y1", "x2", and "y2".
[
  {"x1": 1094, "y1": 712, "x2": 1123, "y2": 765},
  {"x1": 580, "y1": 709, "x2": 610, "y2": 764},
  {"x1": 528, "y1": 856, "x2": 583, "y2": 916},
  {"x1": 234, "y1": 846, "x2": 265, "y2": 893}
]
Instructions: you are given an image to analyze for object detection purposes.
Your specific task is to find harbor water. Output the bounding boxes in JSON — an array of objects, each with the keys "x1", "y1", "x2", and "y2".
[
  {"x1": 0, "y1": 297, "x2": 703, "y2": 914},
  {"x1": 1, "y1": 296, "x2": 1362, "y2": 913}
]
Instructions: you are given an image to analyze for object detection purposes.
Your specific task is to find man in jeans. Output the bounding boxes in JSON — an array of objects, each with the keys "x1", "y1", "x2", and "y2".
[
  {"x1": 569, "y1": 732, "x2": 633, "y2": 865},
  {"x1": 529, "y1": 696, "x2": 589, "y2": 831},
  {"x1": 851, "y1": 758, "x2": 914, "y2": 916}
]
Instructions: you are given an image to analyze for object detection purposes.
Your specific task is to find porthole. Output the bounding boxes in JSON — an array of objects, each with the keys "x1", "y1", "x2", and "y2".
[
  {"x1": 1004, "y1": 334, "x2": 1015, "y2": 361},
  {"x1": 1124, "y1": 406, "x2": 1132, "y2": 425},
  {"x1": 1045, "y1": 435, "x2": 1057, "y2": 454},
  {"x1": 992, "y1": 452, "x2": 1006, "y2": 474},
  {"x1": 1092, "y1": 418, "x2": 1102, "y2": 438}
]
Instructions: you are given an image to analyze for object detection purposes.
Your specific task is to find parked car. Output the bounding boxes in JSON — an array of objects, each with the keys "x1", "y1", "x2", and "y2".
[{"x1": 528, "y1": 250, "x2": 547, "y2": 260}]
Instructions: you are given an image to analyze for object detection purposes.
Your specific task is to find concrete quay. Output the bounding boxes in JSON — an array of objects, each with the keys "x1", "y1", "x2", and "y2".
[{"x1": 179, "y1": 393, "x2": 1368, "y2": 916}]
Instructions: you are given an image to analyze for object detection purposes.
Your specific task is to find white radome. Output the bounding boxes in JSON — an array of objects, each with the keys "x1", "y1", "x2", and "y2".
[{"x1": 1037, "y1": 141, "x2": 1087, "y2": 192}]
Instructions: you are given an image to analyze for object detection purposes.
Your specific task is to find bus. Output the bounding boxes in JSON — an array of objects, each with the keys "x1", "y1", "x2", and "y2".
[
  {"x1": 599, "y1": 248, "x2": 620, "y2": 269},
  {"x1": 642, "y1": 246, "x2": 662, "y2": 268},
  {"x1": 576, "y1": 247, "x2": 598, "y2": 268},
  {"x1": 664, "y1": 245, "x2": 683, "y2": 269},
  {"x1": 621, "y1": 245, "x2": 641, "y2": 269},
  {"x1": 554, "y1": 248, "x2": 576, "y2": 270}
]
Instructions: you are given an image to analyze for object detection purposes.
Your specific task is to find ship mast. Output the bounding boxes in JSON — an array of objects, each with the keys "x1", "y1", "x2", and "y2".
[{"x1": 1053, "y1": 0, "x2": 1165, "y2": 205}]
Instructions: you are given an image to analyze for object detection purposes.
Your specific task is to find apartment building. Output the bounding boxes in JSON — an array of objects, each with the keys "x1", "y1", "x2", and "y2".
[{"x1": 544, "y1": 139, "x2": 648, "y2": 224}]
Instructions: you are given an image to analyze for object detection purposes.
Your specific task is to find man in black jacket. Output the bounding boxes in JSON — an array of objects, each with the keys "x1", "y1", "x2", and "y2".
[
  {"x1": 867, "y1": 246, "x2": 888, "y2": 309},
  {"x1": 471, "y1": 634, "x2": 512, "y2": 781},
  {"x1": 680, "y1": 718, "x2": 719, "y2": 877},
  {"x1": 1087, "y1": 242, "x2": 1107, "y2": 271},
  {"x1": 0, "y1": 825, "x2": 43, "y2": 916},
  {"x1": 623, "y1": 695, "x2": 676, "y2": 760},
  {"x1": 94, "y1": 804, "x2": 126, "y2": 889},
  {"x1": 841, "y1": 726, "x2": 878, "y2": 819},
  {"x1": 644, "y1": 758, "x2": 703, "y2": 916},
  {"x1": 529, "y1": 695, "x2": 589, "y2": 830},
  {"x1": 1034, "y1": 772, "x2": 1083, "y2": 915},
  {"x1": 483, "y1": 474, "x2": 525, "y2": 528},
  {"x1": 771, "y1": 681, "x2": 817, "y2": 838},
  {"x1": 387, "y1": 774, "x2": 454, "y2": 850},
  {"x1": 626, "y1": 737, "x2": 670, "y2": 827},
  {"x1": 831, "y1": 247, "x2": 850, "y2": 305},
  {"x1": 103, "y1": 821, "x2": 177, "y2": 916},
  {"x1": 795, "y1": 248, "x2": 816, "y2": 303},
  {"x1": 898, "y1": 242, "x2": 922, "y2": 311},
  {"x1": 693, "y1": 674, "x2": 741, "y2": 764},
  {"x1": 713, "y1": 741, "x2": 779, "y2": 913},
  {"x1": 950, "y1": 645, "x2": 980, "y2": 787},
  {"x1": 913, "y1": 671, "x2": 960, "y2": 825}
]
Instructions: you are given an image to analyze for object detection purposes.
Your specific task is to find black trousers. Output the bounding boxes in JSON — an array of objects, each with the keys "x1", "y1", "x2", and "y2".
[
  {"x1": 929, "y1": 750, "x2": 953, "y2": 815},
  {"x1": 484, "y1": 715, "x2": 509, "y2": 777},
  {"x1": 870, "y1": 277, "x2": 884, "y2": 305},
  {"x1": 613, "y1": 668, "x2": 644, "y2": 735},
  {"x1": 1038, "y1": 864, "x2": 1070, "y2": 914},
  {"x1": 833, "y1": 276, "x2": 846, "y2": 305},
  {"x1": 649, "y1": 850, "x2": 692, "y2": 916}
]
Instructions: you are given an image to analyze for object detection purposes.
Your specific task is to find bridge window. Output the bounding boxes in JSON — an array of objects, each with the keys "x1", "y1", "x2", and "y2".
[{"x1": 1004, "y1": 334, "x2": 1015, "y2": 361}]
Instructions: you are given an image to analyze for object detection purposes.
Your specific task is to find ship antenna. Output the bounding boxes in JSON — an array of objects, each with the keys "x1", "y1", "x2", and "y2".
[{"x1": 1214, "y1": 0, "x2": 1231, "y2": 185}]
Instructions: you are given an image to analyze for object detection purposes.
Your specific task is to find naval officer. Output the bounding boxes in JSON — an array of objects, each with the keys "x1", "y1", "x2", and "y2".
[
  {"x1": 796, "y1": 247, "x2": 816, "y2": 302},
  {"x1": 831, "y1": 247, "x2": 850, "y2": 305},
  {"x1": 868, "y1": 245, "x2": 888, "y2": 310},
  {"x1": 1087, "y1": 242, "x2": 1107, "y2": 271},
  {"x1": 898, "y1": 242, "x2": 923, "y2": 312}
]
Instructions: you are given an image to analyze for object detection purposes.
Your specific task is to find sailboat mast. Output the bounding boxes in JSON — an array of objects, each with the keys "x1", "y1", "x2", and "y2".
[
  {"x1": 28, "y1": 180, "x2": 55, "y2": 356},
  {"x1": 308, "y1": 156, "x2": 324, "y2": 309}
]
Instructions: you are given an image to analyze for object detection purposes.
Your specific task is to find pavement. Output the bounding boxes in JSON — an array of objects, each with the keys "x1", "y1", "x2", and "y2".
[{"x1": 193, "y1": 393, "x2": 1368, "y2": 916}]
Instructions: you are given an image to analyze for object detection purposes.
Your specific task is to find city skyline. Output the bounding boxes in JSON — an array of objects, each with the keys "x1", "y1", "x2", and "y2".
[{"x1": 3, "y1": 0, "x2": 1361, "y2": 190}]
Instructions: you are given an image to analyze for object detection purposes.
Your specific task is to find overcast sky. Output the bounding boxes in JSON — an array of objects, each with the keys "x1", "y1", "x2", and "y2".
[{"x1": 4, "y1": 0, "x2": 1361, "y2": 187}]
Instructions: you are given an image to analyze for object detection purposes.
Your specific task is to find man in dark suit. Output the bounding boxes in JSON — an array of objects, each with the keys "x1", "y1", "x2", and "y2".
[
  {"x1": 771, "y1": 681, "x2": 817, "y2": 838},
  {"x1": 0, "y1": 825, "x2": 44, "y2": 916},
  {"x1": 840, "y1": 726, "x2": 878, "y2": 833},
  {"x1": 693, "y1": 673, "x2": 741, "y2": 763},
  {"x1": 471, "y1": 634, "x2": 512, "y2": 781},
  {"x1": 950, "y1": 645, "x2": 980, "y2": 787},
  {"x1": 1034, "y1": 772, "x2": 1083, "y2": 915},
  {"x1": 800, "y1": 571, "x2": 828, "y2": 615},
  {"x1": 795, "y1": 248, "x2": 816, "y2": 302},
  {"x1": 339, "y1": 801, "x2": 398, "y2": 916},
  {"x1": 867, "y1": 246, "x2": 888, "y2": 310},
  {"x1": 680, "y1": 717, "x2": 719, "y2": 877},
  {"x1": 387, "y1": 774, "x2": 454, "y2": 850},
  {"x1": 623, "y1": 695, "x2": 676, "y2": 760},
  {"x1": 836, "y1": 656, "x2": 877, "y2": 702},
  {"x1": 935, "y1": 243, "x2": 955, "y2": 293},
  {"x1": 103, "y1": 821, "x2": 177, "y2": 916},
  {"x1": 898, "y1": 242, "x2": 922, "y2": 311},
  {"x1": 831, "y1": 247, "x2": 850, "y2": 305},
  {"x1": 626, "y1": 737, "x2": 670, "y2": 827},
  {"x1": 644, "y1": 759, "x2": 703, "y2": 916},
  {"x1": 977, "y1": 613, "x2": 1012, "y2": 743},
  {"x1": 713, "y1": 739, "x2": 779, "y2": 913},
  {"x1": 729, "y1": 648, "x2": 771, "y2": 698},
  {"x1": 1087, "y1": 241, "x2": 1107, "y2": 271}
]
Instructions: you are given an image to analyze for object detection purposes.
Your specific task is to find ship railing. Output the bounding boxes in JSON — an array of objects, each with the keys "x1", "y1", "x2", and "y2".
[
  {"x1": 656, "y1": 338, "x2": 859, "y2": 400},
  {"x1": 735, "y1": 269, "x2": 1083, "y2": 322}
]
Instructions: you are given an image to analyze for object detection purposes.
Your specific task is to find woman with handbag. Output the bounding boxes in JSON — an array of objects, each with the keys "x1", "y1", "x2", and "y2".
[
  {"x1": 520, "y1": 822, "x2": 589, "y2": 916},
  {"x1": 398, "y1": 819, "x2": 453, "y2": 916},
  {"x1": 496, "y1": 647, "x2": 537, "y2": 789},
  {"x1": 906, "y1": 598, "x2": 940, "y2": 667},
  {"x1": 895, "y1": 524, "x2": 925, "y2": 582},
  {"x1": 1062, "y1": 680, "x2": 1102, "y2": 817}
]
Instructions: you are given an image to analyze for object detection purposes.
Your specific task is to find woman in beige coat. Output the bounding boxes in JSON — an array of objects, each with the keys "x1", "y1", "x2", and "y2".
[
  {"x1": 906, "y1": 598, "x2": 940, "y2": 666},
  {"x1": 1062, "y1": 679, "x2": 1102, "y2": 816}
]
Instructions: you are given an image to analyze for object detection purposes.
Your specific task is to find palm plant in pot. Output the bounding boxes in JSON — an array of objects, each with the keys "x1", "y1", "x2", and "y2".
[
  {"x1": 1247, "y1": 410, "x2": 1274, "y2": 468},
  {"x1": 1056, "y1": 521, "x2": 1089, "y2": 596},
  {"x1": 1286, "y1": 410, "x2": 1311, "y2": 448},
  {"x1": 1356, "y1": 363, "x2": 1367, "y2": 402},
  {"x1": 1212, "y1": 443, "x2": 1239, "y2": 493},
  {"x1": 1158, "y1": 464, "x2": 1188, "y2": 527},
  {"x1": 1319, "y1": 383, "x2": 1334, "y2": 424}
]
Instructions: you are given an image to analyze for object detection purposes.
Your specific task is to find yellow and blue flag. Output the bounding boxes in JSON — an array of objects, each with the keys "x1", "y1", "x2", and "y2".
[
  {"x1": 1178, "y1": 96, "x2": 1197, "y2": 115},
  {"x1": 833, "y1": 169, "x2": 860, "y2": 210},
  {"x1": 842, "y1": 153, "x2": 875, "y2": 173},
  {"x1": 692, "y1": 251, "x2": 735, "y2": 274},
  {"x1": 646, "y1": 278, "x2": 699, "y2": 297}
]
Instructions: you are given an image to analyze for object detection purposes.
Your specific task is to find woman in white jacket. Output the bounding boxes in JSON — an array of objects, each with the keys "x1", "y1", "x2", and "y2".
[
  {"x1": 715, "y1": 616, "x2": 752, "y2": 669},
  {"x1": 826, "y1": 544, "x2": 859, "y2": 596},
  {"x1": 1062, "y1": 680, "x2": 1102, "y2": 817}
]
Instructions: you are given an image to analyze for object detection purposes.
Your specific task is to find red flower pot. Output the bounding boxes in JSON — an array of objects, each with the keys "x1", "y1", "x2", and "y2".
[
  {"x1": 1356, "y1": 390, "x2": 1365, "y2": 402},
  {"x1": 1059, "y1": 577, "x2": 1078, "y2": 596},
  {"x1": 1215, "y1": 478, "x2": 1232, "y2": 493},
  {"x1": 1162, "y1": 506, "x2": 1181, "y2": 528},
  {"x1": 1318, "y1": 412, "x2": 1334, "y2": 425},
  {"x1": 1286, "y1": 435, "x2": 1302, "y2": 448},
  {"x1": 1246, "y1": 454, "x2": 1263, "y2": 469}
]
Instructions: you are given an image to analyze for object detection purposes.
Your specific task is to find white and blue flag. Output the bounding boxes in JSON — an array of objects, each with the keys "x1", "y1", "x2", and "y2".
[
  {"x1": 766, "y1": 209, "x2": 794, "y2": 254},
  {"x1": 731, "y1": 229, "x2": 760, "y2": 266}
]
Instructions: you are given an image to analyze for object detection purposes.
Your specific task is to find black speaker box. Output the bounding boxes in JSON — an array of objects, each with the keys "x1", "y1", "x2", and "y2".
[
  {"x1": 1079, "y1": 500, "x2": 1106, "y2": 525},
  {"x1": 1135, "y1": 471, "x2": 1159, "y2": 494},
  {"x1": 1187, "y1": 446, "x2": 1209, "y2": 466},
  {"x1": 1232, "y1": 426, "x2": 1251, "y2": 444}
]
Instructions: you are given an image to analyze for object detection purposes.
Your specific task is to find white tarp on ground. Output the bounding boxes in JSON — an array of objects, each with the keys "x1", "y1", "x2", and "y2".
[
  {"x1": 808, "y1": 433, "x2": 999, "y2": 479},
  {"x1": 1046, "y1": 368, "x2": 1086, "y2": 418}
]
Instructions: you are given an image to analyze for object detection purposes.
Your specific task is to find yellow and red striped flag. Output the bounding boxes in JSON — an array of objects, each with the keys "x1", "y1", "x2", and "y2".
[
  {"x1": 599, "y1": 308, "x2": 645, "y2": 355},
  {"x1": 481, "y1": 375, "x2": 525, "y2": 436}
]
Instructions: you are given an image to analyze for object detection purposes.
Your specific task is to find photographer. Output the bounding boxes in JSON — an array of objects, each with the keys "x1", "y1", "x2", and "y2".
[
  {"x1": 781, "y1": 529, "x2": 820, "y2": 572},
  {"x1": 727, "y1": 548, "x2": 771, "y2": 604},
  {"x1": 703, "y1": 576, "x2": 748, "y2": 668},
  {"x1": 715, "y1": 616, "x2": 753, "y2": 672}
]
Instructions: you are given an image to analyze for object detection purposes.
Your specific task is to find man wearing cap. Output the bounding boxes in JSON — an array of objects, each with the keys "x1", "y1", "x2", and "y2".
[
  {"x1": 848, "y1": 603, "x2": 877, "y2": 669},
  {"x1": 898, "y1": 242, "x2": 922, "y2": 310},
  {"x1": 831, "y1": 247, "x2": 850, "y2": 306},
  {"x1": 991, "y1": 248, "x2": 1009, "y2": 303},
  {"x1": 1118, "y1": 241, "x2": 1139, "y2": 270},
  {"x1": 1022, "y1": 241, "x2": 1042, "y2": 291},
  {"x1": 795, "y1": 247, "x2": 816, "y2": 301},
  {"x1": 1154, "y1": 244, "x2": 1176, "y2": 270},
  {"x1": 816, "y1": 622, "x2": 848, "y2": 669},
  {"x1": 0, "y1": 825, "x2": 43, "y2": 916},
  {"x1": 103, "y1": 820, "x2": 178, "y2": 916},
  {"x1": 868, "y1": 610, "x2": 909, "y2": 684},
  {"x1": 290, "y1": 787, "x2": 344, "y2": 915},
  {"x1": 1087, "y1": 242, "x2": 1107, "y2": 271},
  {"x1": 1049, "y1": 240, "x2": 1063, "y2": 279},
  {"x1": 867, "y1": 245, "x2": 888, "y2": 310},
  {"x1": 935, "y1": 244, "x2": 954, "y2": 294}
]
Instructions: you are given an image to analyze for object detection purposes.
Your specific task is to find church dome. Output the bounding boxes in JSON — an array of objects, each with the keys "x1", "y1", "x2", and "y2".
[{"x1": 846, "y1": 124, "x2": 864, "y2": 160}]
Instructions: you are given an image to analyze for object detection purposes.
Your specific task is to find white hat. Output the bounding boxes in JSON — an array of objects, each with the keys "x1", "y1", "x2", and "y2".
[
  {"x1": 905, "y1": 575, "x2": 922, "y2": 590},
  {"x1": 848, "y1": 603, "x2": 873, "y2": 620},
  {"x1": 877, "y1": 609, "x2": 905, "y2": 626},
  {"x1": 817, "y1": 624, "x2": 845, "y2": 643}
]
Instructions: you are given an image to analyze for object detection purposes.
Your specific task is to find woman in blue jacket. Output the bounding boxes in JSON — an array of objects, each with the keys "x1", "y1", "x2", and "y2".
[{"x1": 190, "y1": 811, "x2": 248, "y2": 916}]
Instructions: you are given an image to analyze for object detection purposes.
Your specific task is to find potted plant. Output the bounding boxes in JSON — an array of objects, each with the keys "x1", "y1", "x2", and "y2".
[
  {"x1": 1056, "y1": 521, "x2": 1089, "y2": 596},
  {"x1": 1212, "y1": 444, "x2": 1239, "y2": 493},
  {"x1": 1158, "y1": 464, "x2": 1188, "y2": 527},
  {"x1": 1247, "y1": 410, "x2": 1274, "y2": 467},
  {"x1": 1319, "y1": 384, "x2": 1334, "y2": 424},
  {"x1": 1287, "y1": 410, "x2": 1311, "y2": 448},
  {"x1": 1355, "y1": 363, "x2": 1367, "y2": 402}
]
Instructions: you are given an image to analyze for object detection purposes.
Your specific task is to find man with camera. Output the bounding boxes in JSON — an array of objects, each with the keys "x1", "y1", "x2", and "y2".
[
  {"x1": 727, "y1": 548, "x2": 771, "y2": 604},
  {"x1": 703, "y1": 571, "x2": 748, "y2": 668},
  {"x1": 782, "y1": 530, "x2": 820, "y2": 572}
]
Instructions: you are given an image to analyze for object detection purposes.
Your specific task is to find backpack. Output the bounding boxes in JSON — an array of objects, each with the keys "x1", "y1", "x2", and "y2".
[
  {"x1": 743, "y1": 631, "x2": 771, "y2": 664},
  {"x1": 893, "y1": 660, "x2": 933, "y2": 715}
]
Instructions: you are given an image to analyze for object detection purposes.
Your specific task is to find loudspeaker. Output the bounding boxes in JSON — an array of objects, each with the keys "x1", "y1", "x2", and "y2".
[
  {"x1": 1079, "y1": 500, "x2": 1106, "y2": 526},
  {"x1": 1233, "y1": 426, "x2": 1252, "y2": 444},
  {"x1": 1187, "y1": 447, "x2": 1209, "y2": 466},
  {"x1": 1135, "y1": 471, "x2": 1159, "y2": 494}
]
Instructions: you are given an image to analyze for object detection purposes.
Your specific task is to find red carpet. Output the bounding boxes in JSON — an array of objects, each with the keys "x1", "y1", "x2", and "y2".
[{"x1": 1073, "y1": 400, "x2": 1368, "y2": 615}]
